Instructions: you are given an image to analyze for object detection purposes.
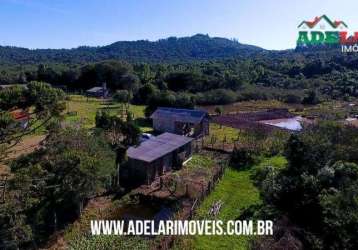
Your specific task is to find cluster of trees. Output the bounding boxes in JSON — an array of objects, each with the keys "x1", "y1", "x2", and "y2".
[
  {"x1": 2, "y1": 52, "x2": 358, "y2": 109},
  {"x1": 0, "y1": 82, "x2": 66, "y2": 248},
  {"x1": 0, "y1": 82, "x2": 66, "y2": 161},
  {"x1": 252, "y1": 122, "x2": 358, "y2": 249},
  {"x1": 0, "y1": 84, "x2": 141, "y2": 249},
  {"x1": 1, "y1": 128, "x2": 116, "y2": 248}
]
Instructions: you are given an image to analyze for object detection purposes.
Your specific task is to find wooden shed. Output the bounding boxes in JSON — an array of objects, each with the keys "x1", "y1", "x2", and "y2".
[
  {"x1": 150, "y1": 107, "x2": 209, "y2": 138},
  {"x1": 125, "y1": 133, "x2": 194, "y2": 186}
]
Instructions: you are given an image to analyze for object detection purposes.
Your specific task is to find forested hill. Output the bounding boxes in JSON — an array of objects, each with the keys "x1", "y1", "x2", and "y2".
[{"x1": 0, "y1": 34, "x2": 265, "y2": 64}]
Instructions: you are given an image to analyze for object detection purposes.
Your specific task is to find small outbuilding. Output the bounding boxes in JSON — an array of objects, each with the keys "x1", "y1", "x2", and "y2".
[
  {"x1": 86, "y1": 84, "x2": 108, "y2": 98},
  {"x1": 150, "y1": 107, "x2": 209, "y2": 138},
  {"x1": 125, "y1": 132, "x2": 194, "y2": 186},
  {"x1": 10, "y1": 109, "x2": 30, "y2": 128}
]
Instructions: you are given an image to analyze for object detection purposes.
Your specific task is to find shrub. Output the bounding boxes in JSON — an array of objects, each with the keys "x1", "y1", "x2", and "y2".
[
  {"x1": 112, "y1": 90, "x2": 132, "y2": 103},
  {"x1": 145, "y1": 90, "x2": 194, "y2": 117},
  {"x1": 230, "y1": 146, "x2": 257, "y2": 169},
  {"x1": 283, "y1": 94, "x2": 302, "y2": 104},
  {"x1": 302, "y1": 90, "x2": 320, "y2": 105},
  {"x1": 196, "y1": 89, "x2": 237, "y2": 105}
]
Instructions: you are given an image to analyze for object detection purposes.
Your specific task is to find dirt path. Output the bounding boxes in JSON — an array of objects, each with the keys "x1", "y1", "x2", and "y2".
[{"x1": 0, "y1": 135, "x2": 46, "y2": 174}]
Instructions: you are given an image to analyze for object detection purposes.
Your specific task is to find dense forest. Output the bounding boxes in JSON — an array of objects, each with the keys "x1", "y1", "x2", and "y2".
[
  {"x1": 0, "y1": 34, "x2": 263, "y2": 64},
  {"x1": 1, "y1": 34, "x2": 357, "y2": 108}
]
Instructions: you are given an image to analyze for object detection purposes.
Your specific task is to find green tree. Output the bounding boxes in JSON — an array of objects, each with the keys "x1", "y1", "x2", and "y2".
[
  {"x1": 1, "y1": 128, "x2": 115, "y2": 248},
  {"x1": 302, "y1": 90, "x2": 320, "y2": 105},
  {"x1": 0, "y1": 82, "x2": 65, "y2": 163},
  {"x1": 112, "y1": 89, "x2": 132, "y2": 103},
  {"x1": 256, "y1": 123, "x2": 358, "y2": 249}
]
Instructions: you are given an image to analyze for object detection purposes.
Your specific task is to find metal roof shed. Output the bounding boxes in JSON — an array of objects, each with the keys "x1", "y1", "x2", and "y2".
[{"x1": 127, "y1": 132, "x2": 194, "y2": 163}]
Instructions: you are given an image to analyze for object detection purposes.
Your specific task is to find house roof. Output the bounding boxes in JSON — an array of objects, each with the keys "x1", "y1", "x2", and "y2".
[
  {"x1": 86, "y1": 86, "x2": 105, "y2": 93},
  {"x1": 298, "y1": 15, "x2": 347, "y2": 29},
  {"x1": 127, "y1": 132, "x2": 193, "y2": 163},
  {"x1": 10, "y1": 109, "x2": 29, "y2": 121},
  {"x1": 150, "y1": 107, "x2": 208, "y2": 124}
]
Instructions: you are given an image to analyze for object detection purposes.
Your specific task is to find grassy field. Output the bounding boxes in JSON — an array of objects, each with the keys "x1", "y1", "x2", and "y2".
[
  {"x1": 64, "y1": 95, "x2": 149, "y2": 131},
  {"x1": 175, "y1": 156, "x2": 286, "y2": 250},
  {"x1": 185, "y1": 154, "x2": 216, "y2": 170},
  {"x1": 208, "y1": 123, "x2": 239, "y2": 142},
  {"x1": 199, "y1": 100, "x2": 294, "y2": 115}
]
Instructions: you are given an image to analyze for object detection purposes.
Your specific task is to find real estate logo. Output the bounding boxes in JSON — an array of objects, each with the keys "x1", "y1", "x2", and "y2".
[{"x1": 297, "y1": 15, "x2": 358, "y2": 52}]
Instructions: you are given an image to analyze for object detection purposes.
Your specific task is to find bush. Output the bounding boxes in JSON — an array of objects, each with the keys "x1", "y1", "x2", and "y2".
[
  {"x1": 302, "y1": 90, "x2": 320, "y2": 105},
  {"x1": 230, "y1": 146, "x2": 257, "y2": 169},
  {"x1": 283, "y1": 94, "x2": 302, "y2": 104},
  {"x1": 95, "y1": 110, "x2": 112, "y2": 129},
  {"x1": 112, "y1": 90, "x2": 132, "y2": 103},
  {"x1": 145, "y1": 90, "x2": 194, "y2": 117},
  {"x1": 196, "y1": 89, "x2": 237, "y2": 105},
  {"x1": 133, "y1": 83, "x2": 158, "y2": 104}
]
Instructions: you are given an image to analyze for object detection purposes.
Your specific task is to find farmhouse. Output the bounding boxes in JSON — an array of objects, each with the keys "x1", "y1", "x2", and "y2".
[
  {"x1": 10, "y1": 109, "x2": 30, "y2": 128},
  {"x1": 151, "y1": 107, "x2": 209, "y2": 138},
  {"x1": 126, "y1": 132, "x2": 194, "y2": 186},
  {"x1": 86, "y1": 85, "x2": 108, "y2": 98}
]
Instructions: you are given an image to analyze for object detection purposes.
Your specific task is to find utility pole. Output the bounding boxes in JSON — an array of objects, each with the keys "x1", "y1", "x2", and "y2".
[{"x1": 0, "y1": 174, "x2": 8, "y2": 203}]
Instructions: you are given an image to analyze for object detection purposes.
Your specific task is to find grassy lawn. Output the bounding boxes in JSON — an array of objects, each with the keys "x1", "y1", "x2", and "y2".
[
  {"x1": 64, "y1": 95, "x2": 149, "y2": 131},
  {"x1": 185, "y1": 154, "x2": 215, "y2": 170},
  {"x1": 204, "y1": 123, "x2": 239, "y2": 151},
  {"x1": 176, "y1": 156, "x2": 286, "y2": 250},
  {"x1": 255, "y1": 155, "x2": 287, "y2": 171},
  {"x1": 208, "y1": 123, "x2": 239, "y2": 142},
  {"x1": 191, "y1": 168, "x2": 260, "y2": 250}
]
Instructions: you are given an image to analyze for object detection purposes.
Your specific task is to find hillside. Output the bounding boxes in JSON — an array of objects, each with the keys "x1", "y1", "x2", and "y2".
[{"x1": 0, "y1": 34, "x2": 264, "y2": 64}]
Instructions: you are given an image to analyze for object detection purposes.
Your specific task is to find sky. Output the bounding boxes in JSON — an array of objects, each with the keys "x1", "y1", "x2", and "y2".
[{"x1": 1, "y1": 0, "x2": 358, "y2": 50}]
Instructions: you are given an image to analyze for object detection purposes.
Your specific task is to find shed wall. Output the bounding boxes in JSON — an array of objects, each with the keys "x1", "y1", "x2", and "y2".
[{"x1": 153, "y1": 117, "x2": 175, "y2": 133}]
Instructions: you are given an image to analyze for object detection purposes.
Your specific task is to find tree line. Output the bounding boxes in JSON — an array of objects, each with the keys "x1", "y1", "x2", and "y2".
[{"x1": 1, "y1": 48, "x2": 358, "y2": 110}]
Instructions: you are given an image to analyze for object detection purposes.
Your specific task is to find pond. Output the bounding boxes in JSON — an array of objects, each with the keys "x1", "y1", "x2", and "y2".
[{"x1": 259, "y1": 116, "x2": 303, "y2": 131}]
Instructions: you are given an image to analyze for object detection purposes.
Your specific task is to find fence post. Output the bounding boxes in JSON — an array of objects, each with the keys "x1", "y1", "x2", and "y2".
[{"x1": 0, "y1": 175, "x2": 8, "y2": 203}]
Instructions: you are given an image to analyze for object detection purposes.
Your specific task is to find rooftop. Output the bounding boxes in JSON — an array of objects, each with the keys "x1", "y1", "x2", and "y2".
[
  {"x1": 127, "y1": 132, "x2": 194, "y2": 163},
  {"x1": 10, "y1": 109, "x2": 29, "y2": 121},
  {"x1": 86, "y1": 86, "x2": 106, "y2": 92},
  {"x1": 150, "y1": 107, "x2": 208, "y2": 124}
]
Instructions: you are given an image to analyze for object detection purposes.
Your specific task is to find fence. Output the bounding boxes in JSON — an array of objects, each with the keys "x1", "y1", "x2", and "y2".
[
  {"x1": 151, "y1": 164, "x2": 225, "y2": 250},
  {"x1": 194, "y1": 135, "x2": 236, "y2": 154}
]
